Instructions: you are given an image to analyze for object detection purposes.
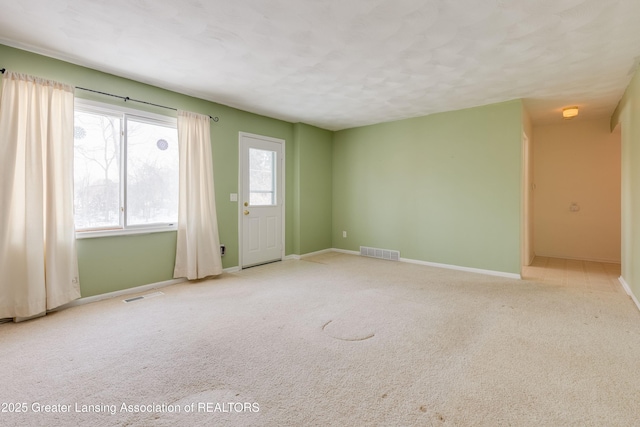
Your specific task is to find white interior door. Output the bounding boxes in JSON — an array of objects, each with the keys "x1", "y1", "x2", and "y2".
[{"x1": 239, "y1": 132, "x2": 284, "y2": 268}]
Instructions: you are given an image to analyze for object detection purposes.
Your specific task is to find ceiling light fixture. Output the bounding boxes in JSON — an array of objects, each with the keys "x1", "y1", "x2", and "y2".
[{"x1": 562, "y1": 106, "x2": 579, "y2": 119}]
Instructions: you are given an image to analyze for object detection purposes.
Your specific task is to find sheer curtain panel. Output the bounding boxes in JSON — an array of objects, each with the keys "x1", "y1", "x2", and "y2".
[
  {"x1": 0, "y1": 71, "x2": 80, "y2": 319},
  {"x1": 173, "y1": 110, "x2": 223, "y2": 280}
]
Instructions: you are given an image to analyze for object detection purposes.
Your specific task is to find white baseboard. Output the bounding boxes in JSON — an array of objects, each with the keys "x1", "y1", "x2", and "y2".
[
  {"x1": 226, "y1": 254, "x2": 308, "y2": 267},
  {"x1": 59, "y1": 247, "x2": 521, "y2": 313},
  {"x1": 331, "y1": 248, "x2": 360, "y2": 256},
  {"x1": 399, "y1": 257, "x2": 522, "y2": 280},
  {"x1": 326, "y1": 248, "x2": 521, "y2": 279},
  {"x1": 226, "y1": 252, "x2": 328, "y2": 268},
  {"x1": 619, "y1": 276, "x2": 640, "y2": 312},
  {"x1": 287, "y1": 248, "x2": 352, "y2": 261},
  {"x1": 300, "y1": 248, "x2": 334, "y2": 259},
  {"x1": 53, "y1": 277, "x2": 187, "y2": 311},
  {"x1": 56, "y1": 267, "x2": 246, "y2": 312}
]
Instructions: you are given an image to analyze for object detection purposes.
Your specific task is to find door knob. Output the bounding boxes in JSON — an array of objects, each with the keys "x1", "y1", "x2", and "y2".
[
  {"x1": 244, "y1": 210, "x2": 250, "y2": 215},
  {"x1": 244, "y1": 202, "x2": 249, "y2": 207}
]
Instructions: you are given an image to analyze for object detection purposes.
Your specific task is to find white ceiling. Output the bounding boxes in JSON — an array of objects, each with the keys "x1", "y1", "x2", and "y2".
[{"x1": 1, "y1": 0, "x2": 639, "y2": 131}]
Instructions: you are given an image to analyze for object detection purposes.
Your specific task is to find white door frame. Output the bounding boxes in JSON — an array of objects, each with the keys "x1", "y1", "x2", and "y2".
[{"x1": 238, "y1": 132, "x2": 285, "y2": 268}]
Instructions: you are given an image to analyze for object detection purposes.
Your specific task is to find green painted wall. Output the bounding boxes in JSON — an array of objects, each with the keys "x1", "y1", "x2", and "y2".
[
  {"x1": 1, "y1": 43, "x2": 527, "y2": 297},
  {"x1": 332, "y1": 100, "x2": 523, "y2": 274},
  {"x1": 0, "y1": 44, "x2": 301, "y2": 297},
  {"x1": 292, "y1": 123, "x2": 333, "y2": 255},
  {"x1": 77, "y1": 233, "x2": 177, "y2": 297},
  {"x1": 611, "y1": 66, "x2": 640, "y2": 301}
]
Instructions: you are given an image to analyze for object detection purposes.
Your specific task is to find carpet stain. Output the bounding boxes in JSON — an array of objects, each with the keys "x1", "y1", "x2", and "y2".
[
  {"x1": 419, "y1": 405, "x2": 427, "y2": 412},
  {"x1": 321, "y1": 319, "x2": 375, "y2": 342}
]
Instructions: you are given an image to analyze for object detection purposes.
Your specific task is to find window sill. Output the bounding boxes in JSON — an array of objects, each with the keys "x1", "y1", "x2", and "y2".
[{"x1": 75, "y1": 225, "x2": 178, "y2": 239}]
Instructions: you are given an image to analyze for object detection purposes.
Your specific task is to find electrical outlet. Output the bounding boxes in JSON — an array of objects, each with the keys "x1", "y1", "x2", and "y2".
[{"x1": 343, "y1": 231, "x2": 347, "y2": 238}]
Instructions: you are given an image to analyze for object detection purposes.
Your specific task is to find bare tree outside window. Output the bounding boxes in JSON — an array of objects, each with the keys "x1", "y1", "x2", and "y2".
[
  {"x1": 73, "y1": 106, "x2": 178, "y2": 232},
  {"x1": 74, "y1": 111, "x2": 121, "y2": 229},
  {"x1": 126, "y1": 118, "x2": 178, "y2": 225}
]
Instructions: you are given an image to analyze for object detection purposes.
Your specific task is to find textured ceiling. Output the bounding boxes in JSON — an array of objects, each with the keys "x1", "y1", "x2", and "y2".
[{"x1": 1, "y1": 0, "x2": 640, "y2": 130}]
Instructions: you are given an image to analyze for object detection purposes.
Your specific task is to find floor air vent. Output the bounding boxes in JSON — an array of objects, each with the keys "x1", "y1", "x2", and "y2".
[
  {"x1": 360, "y1": 246, "x2": 400, "y2": 261},
  {"x1": 123, "y1": 291, "x2": 164, "y2": 303}
]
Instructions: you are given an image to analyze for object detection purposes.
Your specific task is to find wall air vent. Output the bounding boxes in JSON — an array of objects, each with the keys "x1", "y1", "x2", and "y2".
[{"x1": 360, "y1": 246, "x2": 400, "y2": 261}]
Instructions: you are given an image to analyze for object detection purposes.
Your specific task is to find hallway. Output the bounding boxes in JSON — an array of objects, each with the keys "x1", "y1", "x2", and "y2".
[{"x1": 522, "y1": 256, "x2": 622, "y2": 294}]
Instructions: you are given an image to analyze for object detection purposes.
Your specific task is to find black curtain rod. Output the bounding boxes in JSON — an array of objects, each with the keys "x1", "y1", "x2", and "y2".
[
  {"x1": 75, "y1": 86, "x2": 219, "y2": 122},
  {"x1": 0, "y1": 68, "x2": 219, "y2": 122}
]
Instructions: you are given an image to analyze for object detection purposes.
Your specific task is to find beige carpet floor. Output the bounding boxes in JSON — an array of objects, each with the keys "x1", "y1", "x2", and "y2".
[{"x1": 1, "y1": 252, "x2": 639, "y2": 426}]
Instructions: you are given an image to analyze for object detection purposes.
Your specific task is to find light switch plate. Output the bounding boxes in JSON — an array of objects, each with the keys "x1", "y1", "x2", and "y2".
[{"x1": 230, "y1": 193, "x2": 238, "y2": 202}]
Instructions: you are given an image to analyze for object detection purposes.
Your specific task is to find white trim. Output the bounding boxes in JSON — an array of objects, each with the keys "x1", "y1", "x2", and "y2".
[
  {"x1": 76, "y1": 225, "x2": 177, "y2": 239},
  {"x1": 75, "y1": 98, "x2": 178, "y2": 122},
  {"x1": 54, "y1": 269, "x2": 243, "y2": 311},
  {"x1": 331, "y1": 248, "x2": 360, "y2": 256},
  {"x1": 399, "y1": 257, "x2": 522, "y2": 279},
  {"x1": 304, "y1": 248, "x2": 521, "y2": 279},
  {"x1": 225, "y1": 248, "x2": 522, "y2": 279},
  {"x1": 281, "y1": 138, "x2": 286, "y2": 263},
  {"x1": 300, "y1": 248, "x2": 333, "y2": 259},
  {"x1": 51, "y1": 278, "x2": 186, "y2": 311},
  {"x1": 74, "y1": 98, "x2": 179, "y2": 236},
  {"x1": 238, "y1": 135, "x2": 243, "y2": 265},
  {"x1": 43, "y1": 248, "x2": 522, "y2": 316},
  {"x1": 619, "y1": 276, "x2": 640, "y2": 312},
  {"x1": 238, "y1": 132, "x2": 286, "y2": 268},
  {"x1": 224, "y1": 257, "x2": 296, "y2": 269}
]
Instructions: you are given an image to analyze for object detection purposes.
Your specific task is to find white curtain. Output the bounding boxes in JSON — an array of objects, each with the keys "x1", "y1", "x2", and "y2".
[
  {"x1": 173, "y1": 110, "x2": 223, "y2": 280},
  {"x1": 0, "y1": 71, "x2": 80, "y2": 319}
]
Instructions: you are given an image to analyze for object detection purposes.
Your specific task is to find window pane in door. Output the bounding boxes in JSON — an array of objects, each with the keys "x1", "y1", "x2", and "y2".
[
  {"x1": 249, "y1": 148, "x2": 275, "y2": 206},
  {"x1": 126, "y1": 118, "x2": 179, "y2": 225},
  {"x1": 73, "y1": 110, "x2": 122, "y2": 230}
]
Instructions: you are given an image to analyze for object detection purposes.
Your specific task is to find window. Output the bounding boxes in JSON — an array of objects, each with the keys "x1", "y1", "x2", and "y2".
[
  {"x1": 73, "y1": 100, "x2": 179, "y2": 236},
  {"x1": 249, "y1": 148, "x2": 276, "y2": 206}
]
